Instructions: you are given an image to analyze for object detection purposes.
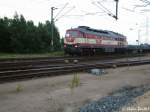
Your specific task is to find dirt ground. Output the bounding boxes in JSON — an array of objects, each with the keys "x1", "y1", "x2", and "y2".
[{"x1": 0, "y1": 65, "x2": 150, "y2": 112}]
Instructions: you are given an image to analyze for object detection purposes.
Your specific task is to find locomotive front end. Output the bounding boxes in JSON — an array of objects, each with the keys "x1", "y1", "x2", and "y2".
[{"x1": 64, "y1": 29, "x2": 82, "y2": 55}]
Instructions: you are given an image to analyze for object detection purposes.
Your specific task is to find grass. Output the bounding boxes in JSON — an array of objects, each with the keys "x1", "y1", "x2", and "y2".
[
  {"x1": 0, "y1": 51, "x2": 145, "y2": 59},
  {"x1": 16, "y1": 84, "x2": 23, "y2": 92},
  {"x1": 69, "y1": 73, "x2": 80, "y2": 92},
  {"x1": 0, "y1": 51, "x2": 64, "y2": 59}
]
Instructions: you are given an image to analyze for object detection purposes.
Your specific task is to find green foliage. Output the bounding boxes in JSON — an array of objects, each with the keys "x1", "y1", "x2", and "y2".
[
  {"x1": 0, "y1": 12, "x2": 63, "y2": 53},
  {"x1": 16, "y1": 84, "x2": 23, "y2": 92},
  {"x1": 69, "y1": 73, "x2": 80, "y2": 90},
  {"x1": 0, "y1": 51, "x2": 64, "y2": 59}
]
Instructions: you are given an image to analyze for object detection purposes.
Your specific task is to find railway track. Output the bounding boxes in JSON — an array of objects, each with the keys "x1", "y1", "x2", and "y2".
[
  {"x1": 0, "y1": 57, "x2": 150, "y2": 83},
  {"x1": 0, "y1": 54, "x2": 145, "y2": 71}
]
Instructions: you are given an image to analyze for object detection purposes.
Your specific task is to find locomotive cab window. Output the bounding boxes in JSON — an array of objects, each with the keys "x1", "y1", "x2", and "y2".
[{"x1": 65, "y1": 30, "x2": 79, "y2": 38}]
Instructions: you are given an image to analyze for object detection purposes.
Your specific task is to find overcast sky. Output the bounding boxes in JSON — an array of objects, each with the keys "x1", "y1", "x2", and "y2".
[{"x1": 0, "y1": 0, "x2": 150, "y2": 44}]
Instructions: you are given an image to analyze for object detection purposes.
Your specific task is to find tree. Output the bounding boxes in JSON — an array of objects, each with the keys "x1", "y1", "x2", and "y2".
[
  {"x1": 0, "y1": 13, "x2": 62, "y2": 53},
  {"x1": 0, "y1": 17, "x2": 12, "y2": 52}
]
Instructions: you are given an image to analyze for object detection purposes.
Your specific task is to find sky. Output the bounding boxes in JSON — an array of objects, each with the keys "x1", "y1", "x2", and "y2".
[{"x1": 0, "y1": 0, "x2": 150, "y2": 44}]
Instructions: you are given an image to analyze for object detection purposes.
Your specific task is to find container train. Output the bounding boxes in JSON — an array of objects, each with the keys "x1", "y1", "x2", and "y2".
[{"x1": 64, "y1": 26, "x2": 128, "y2": 55}]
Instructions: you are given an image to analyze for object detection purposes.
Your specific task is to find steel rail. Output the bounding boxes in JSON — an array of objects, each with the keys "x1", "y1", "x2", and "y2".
[
  {"x1": 0, "y1": 54, "x2": 145, "y2": 71},
  {"x1": 0, "y1": 59, "x2": 150, "y2": 83}
]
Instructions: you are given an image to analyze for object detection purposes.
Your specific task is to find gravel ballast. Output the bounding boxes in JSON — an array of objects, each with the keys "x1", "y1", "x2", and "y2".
[{"x1": 80, "y1": 85, "x2": 150, "y2": 112}]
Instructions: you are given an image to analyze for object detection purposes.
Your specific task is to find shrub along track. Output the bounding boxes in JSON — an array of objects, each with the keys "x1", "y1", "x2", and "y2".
[{"x1": 0, "y1": 54, "x2": 150, "y2": 83}]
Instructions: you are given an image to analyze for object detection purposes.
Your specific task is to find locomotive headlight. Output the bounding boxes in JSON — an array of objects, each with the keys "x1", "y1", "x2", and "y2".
[
  {"x1": 74, "y1": 45, "x2": 78, "y2": 48},
  {"x1": 65, "y1": 33, "x2": 70, "y2": 37}
]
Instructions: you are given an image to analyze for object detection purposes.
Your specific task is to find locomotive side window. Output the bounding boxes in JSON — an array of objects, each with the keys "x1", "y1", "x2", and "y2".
[{"x1": 79, "y1": 32, "x2": 84, "y2": 38}]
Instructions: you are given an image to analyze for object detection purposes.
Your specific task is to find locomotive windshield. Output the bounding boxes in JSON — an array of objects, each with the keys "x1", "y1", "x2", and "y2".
[{"x1": 65, "y1": 30, "x2": 78, "y2": 37}]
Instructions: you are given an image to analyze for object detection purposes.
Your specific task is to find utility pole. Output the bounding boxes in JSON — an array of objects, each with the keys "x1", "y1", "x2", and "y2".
[
  {"x1": 50, "y1": 4, "x2": 73, "y2": 51},
  {"x1": 138, "y1": 29, "x2": 141, "y2": 48},
  {"x1": 138, "y1": 29, "x2": 141, "y2": 60},
  {"x1": 114, "y1": 0, "x2": 119, "y2": 20},
  {"x1": 145, "y1": 17, "x2": 149, "y2": 44},
  {"x1": 51, "y1": 7, "x2": 57, "y2": 51}
]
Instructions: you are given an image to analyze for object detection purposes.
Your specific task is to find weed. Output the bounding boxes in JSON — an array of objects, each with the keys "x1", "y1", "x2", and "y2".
[
  {"x1": 69, "y1": 73, "x2": 80, "y2": 92},
  {"x1": 16, "y1": 84, "x2": 23, "y2": 92}
]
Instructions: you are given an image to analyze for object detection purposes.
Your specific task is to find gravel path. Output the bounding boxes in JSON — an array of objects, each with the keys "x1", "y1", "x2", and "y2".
[
  {"x1": 80, "y1": 85, "x2": 150, "y2": 112},
  {"x1": 0, "y1": 65, "x2": 150, "y2": 112}
]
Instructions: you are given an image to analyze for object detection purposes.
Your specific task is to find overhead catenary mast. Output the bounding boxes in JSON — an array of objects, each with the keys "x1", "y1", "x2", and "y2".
[
  {"x1": 50, "y1": 3, "x2": 74, "y2": 51},
  {"x1": 144, "y1": 17, "x2": 149, "y2": 44},
  {"x1": 51, "y1": 7, "x2": 57, "y2": 51},
  {"x1": 145, "y1": 17, "x2": 149, "y2": 43},
  {"x1": 93, "y1": 0, "x2": 119, "y2": 20},
  {"x1": 105, "y1": 0, "x2": 119, "y2": 20},
  {"x1": 114, "y1": 0, "x2": 119, "y2": 20}
]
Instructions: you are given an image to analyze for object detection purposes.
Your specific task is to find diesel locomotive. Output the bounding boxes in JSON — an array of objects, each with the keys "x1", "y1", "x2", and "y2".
[{"x1": 64, "y1": 26, "x2": 128, "y2": 55}]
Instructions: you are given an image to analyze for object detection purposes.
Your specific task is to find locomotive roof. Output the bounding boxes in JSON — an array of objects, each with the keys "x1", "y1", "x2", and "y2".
[{"x1": 70, "y1": 26, "x2": 126, "y2": 38}]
